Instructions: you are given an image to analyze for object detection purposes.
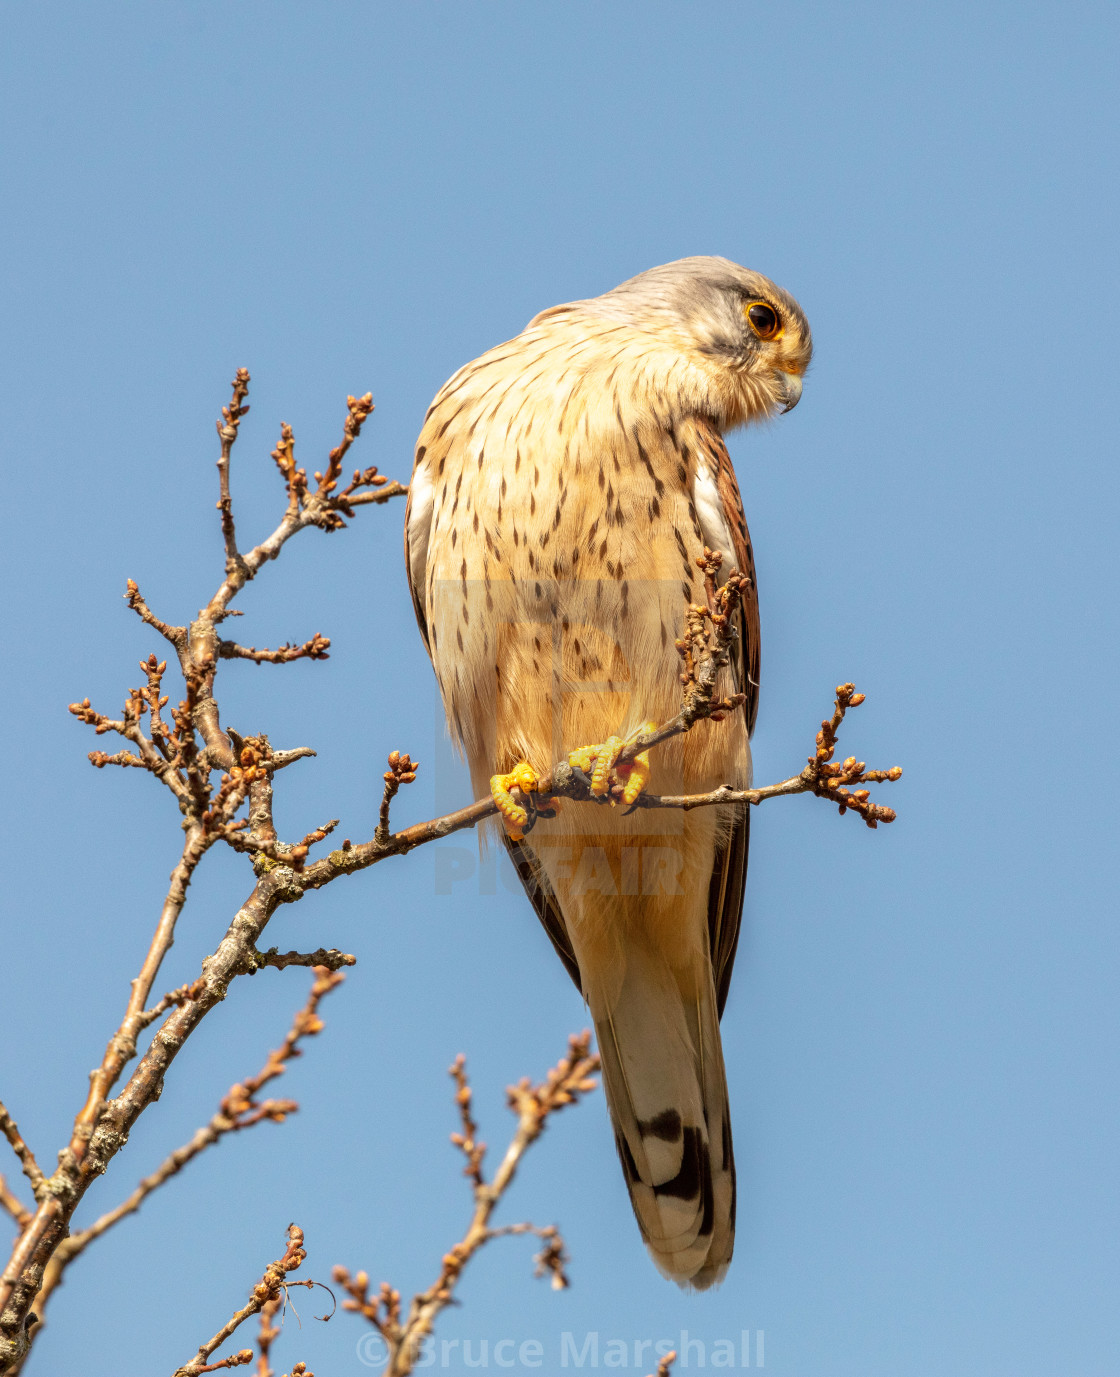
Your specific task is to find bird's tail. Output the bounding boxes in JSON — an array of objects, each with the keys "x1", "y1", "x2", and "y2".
[{"x1": 586, "y1": 941, "x2": 735, "y2": 1289}]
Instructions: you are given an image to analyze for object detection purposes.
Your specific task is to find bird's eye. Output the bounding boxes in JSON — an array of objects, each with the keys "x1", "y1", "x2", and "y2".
[{"x1": 746, "y1": 302, "x2": 781, "y2": 340}]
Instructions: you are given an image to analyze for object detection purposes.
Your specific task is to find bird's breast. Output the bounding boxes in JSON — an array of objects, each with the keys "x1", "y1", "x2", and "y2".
[{"x1": 419, "y1": 366, "x2": 749, "y2": 806}]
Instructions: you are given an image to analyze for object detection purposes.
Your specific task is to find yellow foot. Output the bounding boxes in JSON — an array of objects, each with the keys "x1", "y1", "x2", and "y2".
[
  {"x1": 568, "y1": 722, "x2": 657, "y2": 807},
  {"x1": 490, "y1": 760, "x2": 539, "y2": 840}
]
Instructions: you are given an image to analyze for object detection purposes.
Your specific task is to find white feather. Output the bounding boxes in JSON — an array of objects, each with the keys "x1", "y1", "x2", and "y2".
[
  {"x1": 406, "y1": 458, "x2": 434, "y2": 623},
  {"x1": 692, "y1": 445, "x2": 734, "y2": 568}
]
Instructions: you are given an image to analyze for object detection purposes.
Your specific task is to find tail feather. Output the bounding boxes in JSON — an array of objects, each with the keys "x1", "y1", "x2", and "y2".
[{"x1": 587, "y1": 943, "x2": 735, "y2": 1288}]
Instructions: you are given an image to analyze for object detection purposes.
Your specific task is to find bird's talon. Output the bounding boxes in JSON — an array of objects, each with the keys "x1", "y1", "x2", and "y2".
[
  {"x1": 566, "y1": 721, "x2": 657, "y2": 805},
  {"x1": 616, "y1": 722, "x2": 656, "y2": 805},
  {"x1": 568, "y1": 736, "x2": 623, "y2": 797},
  {"x1": 490, "y1": 760, "x2": 539, "y2": 839}
]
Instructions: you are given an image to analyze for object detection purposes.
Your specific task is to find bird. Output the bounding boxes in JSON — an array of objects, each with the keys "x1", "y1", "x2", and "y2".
[{"x1": 404, "y1": 256, "x2": 811, "y2": 1287}]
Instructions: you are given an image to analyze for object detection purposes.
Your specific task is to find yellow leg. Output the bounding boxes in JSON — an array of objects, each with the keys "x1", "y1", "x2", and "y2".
[
  {"x1": 490, "y1": 760, "x2": 539, "y2": 840},
  {"x1": 568, "y1": 722, "x2": 657, "y2": 807}
]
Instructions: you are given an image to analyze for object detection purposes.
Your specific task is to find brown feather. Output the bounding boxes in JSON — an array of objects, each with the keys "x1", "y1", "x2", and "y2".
[{"x1": 692, "y1": 420, "x2": 759, "y2": 1017}]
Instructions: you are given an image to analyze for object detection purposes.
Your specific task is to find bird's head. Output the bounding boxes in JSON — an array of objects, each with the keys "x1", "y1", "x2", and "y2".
[{"x1": 584, "y1": 256, "x2": 813, "y2": 430}]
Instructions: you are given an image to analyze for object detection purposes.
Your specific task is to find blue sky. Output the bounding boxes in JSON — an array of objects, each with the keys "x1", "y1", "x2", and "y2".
[{"x1": 1, "y1": 3, "x2": 1117, "y2": 1374}]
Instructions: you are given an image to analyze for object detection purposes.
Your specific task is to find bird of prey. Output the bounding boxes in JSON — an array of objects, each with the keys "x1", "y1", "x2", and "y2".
[{"x1": 405, "y1": 257, "x2": 811, "y2": 1287}]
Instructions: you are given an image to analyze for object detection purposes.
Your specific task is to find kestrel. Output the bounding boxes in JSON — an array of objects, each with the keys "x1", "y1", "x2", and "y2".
[{"x1": 405, "y1": 257, "x2": 811, "y2": 1287}]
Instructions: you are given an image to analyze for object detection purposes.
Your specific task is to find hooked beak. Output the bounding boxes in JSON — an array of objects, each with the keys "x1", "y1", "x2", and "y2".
[{"x1": 778, "y1": 372, "x2": 803, "y2": 413}]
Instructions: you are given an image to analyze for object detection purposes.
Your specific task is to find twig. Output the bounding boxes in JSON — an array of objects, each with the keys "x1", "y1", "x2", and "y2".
[
  {"x1": 224, "y1": 819, "x2": 341, "y2": 875},
  {"x1": 218, "y1": 634, "x2": 331, "y2": 665},
  {"x1": 334, "y1": 1033, "x2": 600, "y2": 1376},
  {"x1": 255, "y1": 1293, "x2": 282, "y2": 1377},
  {"x1": 262, "y1": 747, "x2": 317, "y2": 773},
  {"x1": 449, "y1": 1056, "x2": 485, "y2": 1189},
  {"x1": 188, "y1": 385, "x2": 404, "y2": 770},
  {"x1": 339, "y1": 479, "x2": 408, "y2": 507},
  {"x1": 376, "y1": 752, "x2": 418, "y2": 843},
  {"x1": 564, "y1": 682, "x2": 900, "y2": 826},
  {"x1": 124, "y1": 579, "x2": 187, "y2": 650},
  {"x1": 196, "y1": 1351, "x2": 253, "y2": 1374},
  {"x1": 0, "y1": 1105, "x2": 45, "y2": 1204},
  {"x1": 254, "y1": 948, "x2": 356, "y2": 973},
  {"x1": 136, "y1": 981, "x2": 205, "y2": 1032},
  {"x1": 86, "y1": 749, "x2": 147, "y2": 769},
  {"x1": 171, "y1": 1225, "x2": 308, "y2": 1377},
  {"x1": 216, "y1": 368, "x2": 251, "y2": 574}
]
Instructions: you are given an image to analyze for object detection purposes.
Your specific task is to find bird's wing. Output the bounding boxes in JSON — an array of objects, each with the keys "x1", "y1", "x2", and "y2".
[
  {"x1": 503, "y1": 835, "x2": 584, "y2": 994},
  {"x1": 695, "y1": 420, "x2": 760, "y2": 733},
  {"x1": 693, "y1": 420, "x2": 760, "y2": 1017},
  {"x1": 403, "y1": 453, "x2": 433, "y2": 655}
]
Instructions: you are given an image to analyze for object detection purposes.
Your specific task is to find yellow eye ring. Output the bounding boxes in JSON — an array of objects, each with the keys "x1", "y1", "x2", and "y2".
[{"x1": 745, "y1": 301, "x2": 782, "y2": 340}]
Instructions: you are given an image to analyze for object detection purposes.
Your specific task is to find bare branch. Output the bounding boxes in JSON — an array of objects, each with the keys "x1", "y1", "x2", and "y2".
[
  {"x1": 270, "y1": 421, "x2": 305, "y2": 518},
  {"x1": 218, "y1": 633, "x2": 331, "y2": 665},
  {"x1": 559, "y1": 682, "x2": 901, "y2": 825},
  {"x1": 255, "y1": 948, "x2": 356, "y2": 973},
  {"x1": 184, "y1": 385, "x2": 404, "y2": 771},
  {"x1": 43, "y1": 972, "x2": 343, "y2": 1293},
  {"x1": 342, "y1": 478, "x2": 409, "y2": 507},
  {"x1": 204, "y1": 389, "x2": 404, "y2": 626},
  {"x1": 376, "y1": 751, "x2": 419, "y2": 843},
  {"x1": 611, "y1": 684, "x2": 903, "y2": 827},
  {"x1": 125, "y1": 579, "x2": 187, "y2": 650},
  {"x1": 311, "y1": 392, "x2": 377, "y2": 527},
  {"x1": 223, "y1": 818, "x2": 340, "y2": 874},
  {"x1": 215, "y1": 368, "x2": 251, "y2": 573},
  {"x1": 0, "y1": 1105, "x2": 46, "y2": 1206},
  {"x1": 335, "y1": 1033, "x2": 600, "y2": 1376},
  {"x1": 262, "y1": 747, "x2": 317, "y2": 773},
  {"x1": 86, "y1": 749, "x2": 146, "y2": 769},
  {"x1": 171, "y1": 1224, "x2": 308, "y2": 1377},
  {"x1": 449, "y1": 1056, "x2": 486, "y2": 1189},
  {"x1": 256, "y1": 1295, "x2": 282, "y2": 1377},
  {"x1": 293, "y1": 679, "x2": 901, "y2": 903},
  {"x1": 195, "y1": 1351, "x2": 253, "y2": 1374},
  {"x1": 137, "y1": 981, "x2": 205, "y2": 1031}
]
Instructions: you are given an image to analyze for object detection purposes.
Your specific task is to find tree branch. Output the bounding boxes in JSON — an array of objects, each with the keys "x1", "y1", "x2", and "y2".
[
  {"x1": 171, "y1": 1224, "x2": 308, "y2": 1377},
  {"x1": 0, "y1": 1106, "x2": 46, "y2": 1208},
  {"x1": 218, "y1": 633, "x2": 331, "y2": 665},
  {"x1": 627, "y1": 683, "x2": 902, "y2": 828},
  {"x1": 376, "y1": 751, "x2": 418, "y2": 843},
  {"x1": 335, "y1": 1033, "x2": 600, "y2": 1376},
  {"x1": 287, "y1": 678, "x2": 901, "y2": 903},
  {"x1": 124, "y1": 579, "x2": 187, "y2": 651},
  {"x1": 38, "y1": 971, "x2": 344, "y2": 1305},
  {"x1": 215, "y1": 368, "x2": 251, "y2": 575},
  {"x1": 255, "y1": 947, "x2": 356, "y2": 973}
]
